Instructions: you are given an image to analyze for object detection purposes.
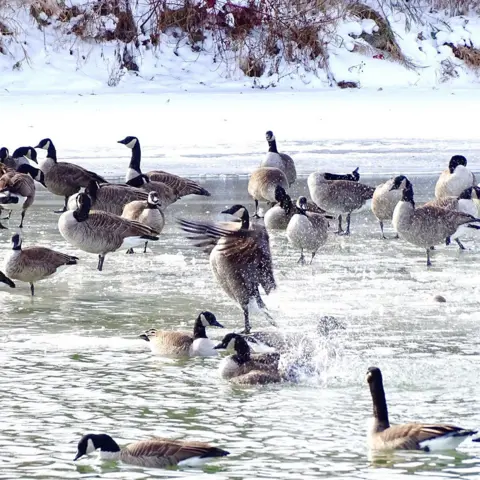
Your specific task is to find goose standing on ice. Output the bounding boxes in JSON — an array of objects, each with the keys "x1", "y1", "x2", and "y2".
[
  {"x1": 74, "y1": 433, "x2": 229, "y2": 468},
  {"x1": 35, "y1": 138, "x2": 107, "y2": 213},
  {"x1": 308, "y1": 171, "x2": 374, "y2": 235},
  {"x1": 286, "y1": 196, "x2": 329, "y2": 264},
  {"x1": 261, "y1": 131, "x2": 296, "y2": 186},
  {"x1": 435, "y1": 155, "x2": 475, "y2": 199},
  {"x1": 371, "y1": 175, "x2": 408, "y2": 238},
  {"x1": 58, "y1": 193, "x2": 159, "y2": 271},
  {"x1": 117, "y1": 136, "x2": 178, "y2": 207},
  {"x1": 178, "y1": 204, "x2": 276, "y2": 334},
  {"x1": 366, "y1": 366, "x2": 477, "y2": 451},
  {"x1": 248, "y1": 167, "x2": 289, "y2": 218},
  {"x1": 3, "y1": 233, "x2": 78, "y2": 296},
  {"x1": 392, "y1": 178, "x2": 480, "y2": 266}
]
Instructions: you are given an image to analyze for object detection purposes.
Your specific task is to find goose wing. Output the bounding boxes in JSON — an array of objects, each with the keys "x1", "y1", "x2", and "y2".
[
  {"x1": 21, "y1": 247, "x2": 77, "y2": 274},
  {"x1": 379, "y1": 424, "x2": 475, "y2": 450},
  {"x1": 423, "y1": 197, "x2": 458, "y2": 210},
  {"x1": 90, "y1": 211, "x2": 158, "y2": 238},
  {"x1": 52, "y1": 163, "x2": 106, "y2": 188},
  {"x1": 4, "y1": 173, "x2": 35, "y2": 196},
  {"x1": 416, "y1": 205, "x2": 477, "y2": 231},
  {"x1": 147, "y1": 171, "x2": 210, "y2": 197}
]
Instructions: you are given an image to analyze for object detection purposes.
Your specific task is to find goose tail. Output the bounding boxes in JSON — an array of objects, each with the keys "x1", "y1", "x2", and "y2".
[{"x1": 87, "y1": 170, "x2": 108, "y2": 184}]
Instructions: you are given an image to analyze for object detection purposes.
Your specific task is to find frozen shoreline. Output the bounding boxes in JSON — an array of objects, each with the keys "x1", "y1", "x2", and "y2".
[{"x1": 1, "y1": 88, "x2": 479, "y2": 177}]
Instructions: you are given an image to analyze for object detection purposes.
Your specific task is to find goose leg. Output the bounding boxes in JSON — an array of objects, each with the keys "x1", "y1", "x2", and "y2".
[
  {"x1": 297, "y1": 249, "x2": 305, "y2": 265},
  {"x1": 445, "y1": 236, "x2": 451, "y2": 246},
  {"x1": 344, "y1": 213, "x2": 351, "y2": 236},
  {"x1": 242, "y1": 306, "x2": 251, "y2": 334},
  {"x1": 30, "y1": 283, "x2": 34, "y2": 296},
  {"x1": 335, "y1": 215, "x2": 343, "y2": 234},
  {"x1": 126, "y1": 248, "x2": 134, "y2": 254},
  {"x1": 143, "y1": 241, "x2": 148, "y2": 253},
  {"x1": 0, "y1": 221, "x2": 7, "y2": 229},
  {"x1": 97, "y1": 254, "x2": 105, "y2": 271},
  {"x1": 455, "y1": 238, "x2": 466, "y2": 250},
  {"x1": 54, "y1": 196, "x2": 68, "y2": 214},
  {"x1": 19, "y1": 210, "x2": 26, "y2": 229},
  {"x1": 394, "y1": 233, "x2": 399, "y2": 239},
  {"x1": 2, "y1": 210, "x2": 12, "y2": 220},
  {"x1": 379, "y1": 221, "x2": 386, "y2": 239},
  {"x1": 310, "y1": 251, "x2": 316, "y2": 264},
  {"x1": 252, "y1": 200, "x2": 260, "y2": 219},
  {"x1": 426, "y1": 248, "x2": 432, "y2": 267}
]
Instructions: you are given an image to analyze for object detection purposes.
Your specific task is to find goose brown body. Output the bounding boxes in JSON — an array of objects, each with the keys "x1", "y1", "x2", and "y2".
[{"x1": 147, "y1": 171, "x2": 210, "y2": 197}]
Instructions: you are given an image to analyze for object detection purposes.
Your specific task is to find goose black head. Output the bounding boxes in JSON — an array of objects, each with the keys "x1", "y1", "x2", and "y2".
[
  {"x1": 389, "y1": 175, "x2": 410, "y2": 191},
  {"x1": 472, "y1": 186, "x2": 480, "y2": 200},
  {"x1": 75, "y1": 193, "x2": 92, "y2": 220},
  {"x1": 74, "y1": 433, "x2": 120, "y2": 461},
  {"x1": 0, "y1": 271, "x2": 15, "y2": 288},
  {"x1": 214, "y1": 333, "x2": 250, "y2": 355},
  {"x1": 350, "y1": 167, "x2": 360, "y2": 182},
  {"x1": 221, "y1": 204, "x2": 249, "y2": 227},
  {"x1": 35, "y1": 138, "x2": 52, "y2": 150},
  {"x1": 0, "y1": 147, "x2": 9, "y2": 162},
  {"x1": 366, "y1": 366, "x2": 383, "y2": 385},
  {"x1": 138, "y1": 328, "x2": 157, "y2": 342},
  {"x1": 265, "y1": 130, "x2": 275, "y2": 142},
  {"x1": 296, "y1": 196, "x2": 308, "y2": 212},
  {"x1": 274, "y1": 185, "x2": 288, "y2": 204},
  {"x1": 198, "y1": 311, "x2": 223, "y2": 328},
  {"x1": 12, "y1": 146, "x2": 38, "y2": 163},
  {"x1": 449, "y1": 155, "x2": 467, "y2": 173},
  {"x1": 11, "y1": 233, "x2": 22, "y2": 251},
  {"x1": 458, "y1": 187, "x2": 473, "y2": 200},
  {"x1": 147, "y1": 191, "x2": 161, "y2": 209},
  {"x1": 402, "y1": 182, "x2": 415, "y2": 205},
  {"x1": 117, "y1": 136, "x2": 139, "y2": 149}
]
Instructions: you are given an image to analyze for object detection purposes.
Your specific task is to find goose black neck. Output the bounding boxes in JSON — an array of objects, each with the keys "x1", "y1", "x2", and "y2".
[
  {"x1": 369, "y1": 378, "x2": 390, "y2": 428},
  {"x1": 16, "y1": 164, "x2": 41, "y2": 182},
  {"x1": 240, "y1": 210, "x2": 250, "y2": 229},
  {"x1": 128, "y1": 143, "x2": 142, "y2": 172},
  {"x1": 402, "y1": 183, "x2": 415, "y2": 207},
  {"x1": 94, "y1": 434, "x2": 121, "y2": 453},
  {"x1": 233, "y1": 337, "x2": 251, "y2": 364},
  {"x1": 280, "y1": 196, "x2": 292, "y2": 215},
  {"x1": 147, "y1": 201, "x2": 158, "y2": 210},
  {"x1": 268, "y1": 139, "x2": 278, "y2": 153},
  {"x1": 193, "y1": 316, "x2": 208, "y2": 339},
  {"x1": 47, "y1": 143, "x2": 57, "y2": 162},
  {"x1": 126, "y1": 174, "x2": 149, "y2": 188},
  {"x1": 73, "y1": 200, "x2": 90, "y2": 222}
]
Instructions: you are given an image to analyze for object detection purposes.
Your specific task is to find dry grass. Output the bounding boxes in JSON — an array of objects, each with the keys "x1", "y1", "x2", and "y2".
[{"x1": 451, "y1": 44, "x2": 480, "y2": 69}]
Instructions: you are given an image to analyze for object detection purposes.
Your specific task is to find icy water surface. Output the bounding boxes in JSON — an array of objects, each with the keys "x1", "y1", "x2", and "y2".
[{"x1": 1, "y1": 175, "x2": 480, "y2": 479}]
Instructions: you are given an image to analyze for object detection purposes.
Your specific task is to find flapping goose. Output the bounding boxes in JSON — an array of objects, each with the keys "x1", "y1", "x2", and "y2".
[
  {"x1": 286, "y1": 197, "x2": 329, "y2": 264},
  {"x1": 35, "y1": 138, "x2": 107, "y2": 213},
  {"x1": 366, "y1": 366, "x2": 477, "y2": 451},
  {"x1": 178, "y1": 204, "x2": 276, "y2": 334},
  {"x1": 248, "y1": 167, "x2": 289, "y2": 218},
  {"x1": 0, "y1": 164, "x2": 45, "y2": 228},
  {"x1": 308, "y1": 172, "x2": 374, "y2": 235},
  {"x1": 122, "y1": 191, "x2": 165, "y2": 253},
  {"x1": 139, "y1": 311, "x2": 224, "y2": 357},
  {"x1": 214, "y1": 333, "x2": 281, "y2": 384},
  {"x1": 68, "y1": 180, "x2": 149, "y2": 215},
  {"x1": 261, "y1": 131, "x2": 296, "y2": 186},
  {"x1": 58, "y1": 193, "x2": 159, "y2": 271},
  {"x1": 3, "y1": 233, "x2": 78, "y2": 296},
  {"x1": 425, "y1": 186, "x2": 480, "y2": 250},
  {"x1": 74, "y1": 433, "x2": 229, "y2": 468},
  {"x1": 435, "y1": 155, "x2": 476, "y2": 199},
  {"x1": 372, "y1": 175, "x2": 408, "y2": 238},
  {"x1": 392, "y1": 179, "x2": 480, "y2": 266},
  {"x1": 117, "y1": 136, "x2": 178, "y2": 207}
]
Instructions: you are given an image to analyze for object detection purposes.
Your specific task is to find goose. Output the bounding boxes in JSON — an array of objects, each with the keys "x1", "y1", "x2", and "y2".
[
  {"x1": 371, "y1": 175, "x2": 408, "y2": 238},
  {"x1": 74, "y1": 433, "x2": 229, "y2": 468},
  {"x1": 58, "y1": 193, "x2": 159, "y2": 271},
  {"x1": 286, "y1": 196, "x2": 329, "y2": 264},
  {"x1": 146, "y1": 172, "x2": 211, "y2": 198},
  {"x1": 178, "y1": 204, "x2": 276, "y2": 334},
  {"x1": 122, "y1": 191, "x2": 165, "y2": 254},
  {"x1": 308, "y1": 172, "x2": 374, "y2": 235},
  {"x1": 3, "y1": 233, "x2": 78, "y2": 296},
  {"x1": 139, "y1": 311, "x2": 224, "y2": 357},
  {"x1": 0, "y1": 271, "x2": 15, "y2": 289},
  {"x1": 248, "y1": 167, "x2": 289, "y2": 218},
  {"x1": 263, "y1": 185, "x2": 294, "y2": 231},
  {"x1": 261, "y1": 131, "x2": 296, "y2": 186},
  {"x1": 435, "y1": 155, "x2": 476, "y2": 199},
  {"x1": 35, "y1": 138, "x2": 107, "y2": 213},
  {"x1": 0, "y1": 164, "x2": 45, "y2": 228},
  {"x1": 366, "y1": 366, "x2": 477, "y2": 451},
  {"x1": 11, "y1": 146, "x2": 38, "y2": 169},
  {"x1": 117, "y1": 136, "x2": 178, "y2": 207},
  {"x1": 392, "y1": 179, "x2": 480, "y2": 266},
  {"x1": 425, "y1": 186, "x2": 480, "y2": 250},
  {"x1": 214, "y1": 333, "x2": 281, "y2": 384}
]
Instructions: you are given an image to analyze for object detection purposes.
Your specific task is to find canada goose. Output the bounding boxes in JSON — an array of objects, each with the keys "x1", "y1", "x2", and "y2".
[
  {"x1": 122, "y1": 191, "x2": 165, "y2": 254},
  {"x1": 372, "y1": 175, "x2": 408, "y2": 238},
  {"x1": 425, "y1": 186, "x2": 480, "y2": 250},
  {"x1": 261, "y1": 131, "x2": 296, "y2": 186},
  {"x1": 214, "y1": 333, "x2": 281, "y2": 384},
  {"x1": 0, "y1": 271, "x2": 15, "y2": 288},
  {"x1": 263, "y1": 185, "x2": 294, "y2": 231},
  {"x1": 308, "y1": 172, "x2": 374, "y2": 235},
  {"x1": 35, "y1": 138, "x2": 107, "y2": 213},
  {"x1": 58, "y1": 193, "x2": 159, "y2": 271},
  {"x1": 392, "y1": 179, "x2": 480, "y2": 266},
  {"x1": 366, "y1": 366, "x2": 477, "y2": 451},
  {"x1": 147, "y1": 172, "x2": 210, "y2": 198},
  {"x1": 74, "y1": 433, "x2": 229, "y2": 468},
  {"x1": 3, "y1": 233, "x2": 78, "y2": 296},
  {"x1": 11, "y1": 146, "x2": 38, "y2": 169},
  {"x1": 139, "y1": 311, "x2": 224, "y2": 357},
  {"x1": 286, "y1": 196, "x2": 329, "y2": 264},
  {"x1": 178, "y1": 204, "x2": 276, "y2": 334},
  {"x1": 117, "y1": 136, "x2": 178, "y2": 207},
  {"x1": 435, "y1": 155, "x2": 476, "y2": 199},
  {"x1": 248, "y1": 167, "x2": 289, "y2": 218}
]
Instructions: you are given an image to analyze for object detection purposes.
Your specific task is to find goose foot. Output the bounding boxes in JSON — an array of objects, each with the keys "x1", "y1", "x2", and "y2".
[
  {"x1": 297, "y1": 252, "x2": 305, "y2": 265},
  {"x1": 126, "y1": 248, "x2": 134, "y2": 254},
  {"x1": 0, "y1": 222, "x2": 7, "y2": 229},
  {"x1": 455, "y1": 238, "x2": 466, "y2": 250}
]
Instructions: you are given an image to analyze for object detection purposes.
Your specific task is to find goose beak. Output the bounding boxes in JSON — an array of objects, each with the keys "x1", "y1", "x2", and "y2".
[
  {"x1": 34, "y1": 144, "x2": 41, "y2": 149},
  {"x1": 0, "y1": 272, "x2": 15, "y2": 288},
  {"x1": 211, "y1": 319, "x2": 224, "y2": 328},
  {"x1": 213, "y1": 343, "x2": 225, "y2": 350},
  {"x1": 73, "y1": 452, "x2": 82, "y2": 461},
  {"x1": 138, "y1": 334, "x2": 150, "y2": 342}
]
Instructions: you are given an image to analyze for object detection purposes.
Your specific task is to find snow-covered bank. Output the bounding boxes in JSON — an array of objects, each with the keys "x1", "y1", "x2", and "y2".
[{"x1": 1, "y1": 88, "x2": 479, "y2": 177}]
